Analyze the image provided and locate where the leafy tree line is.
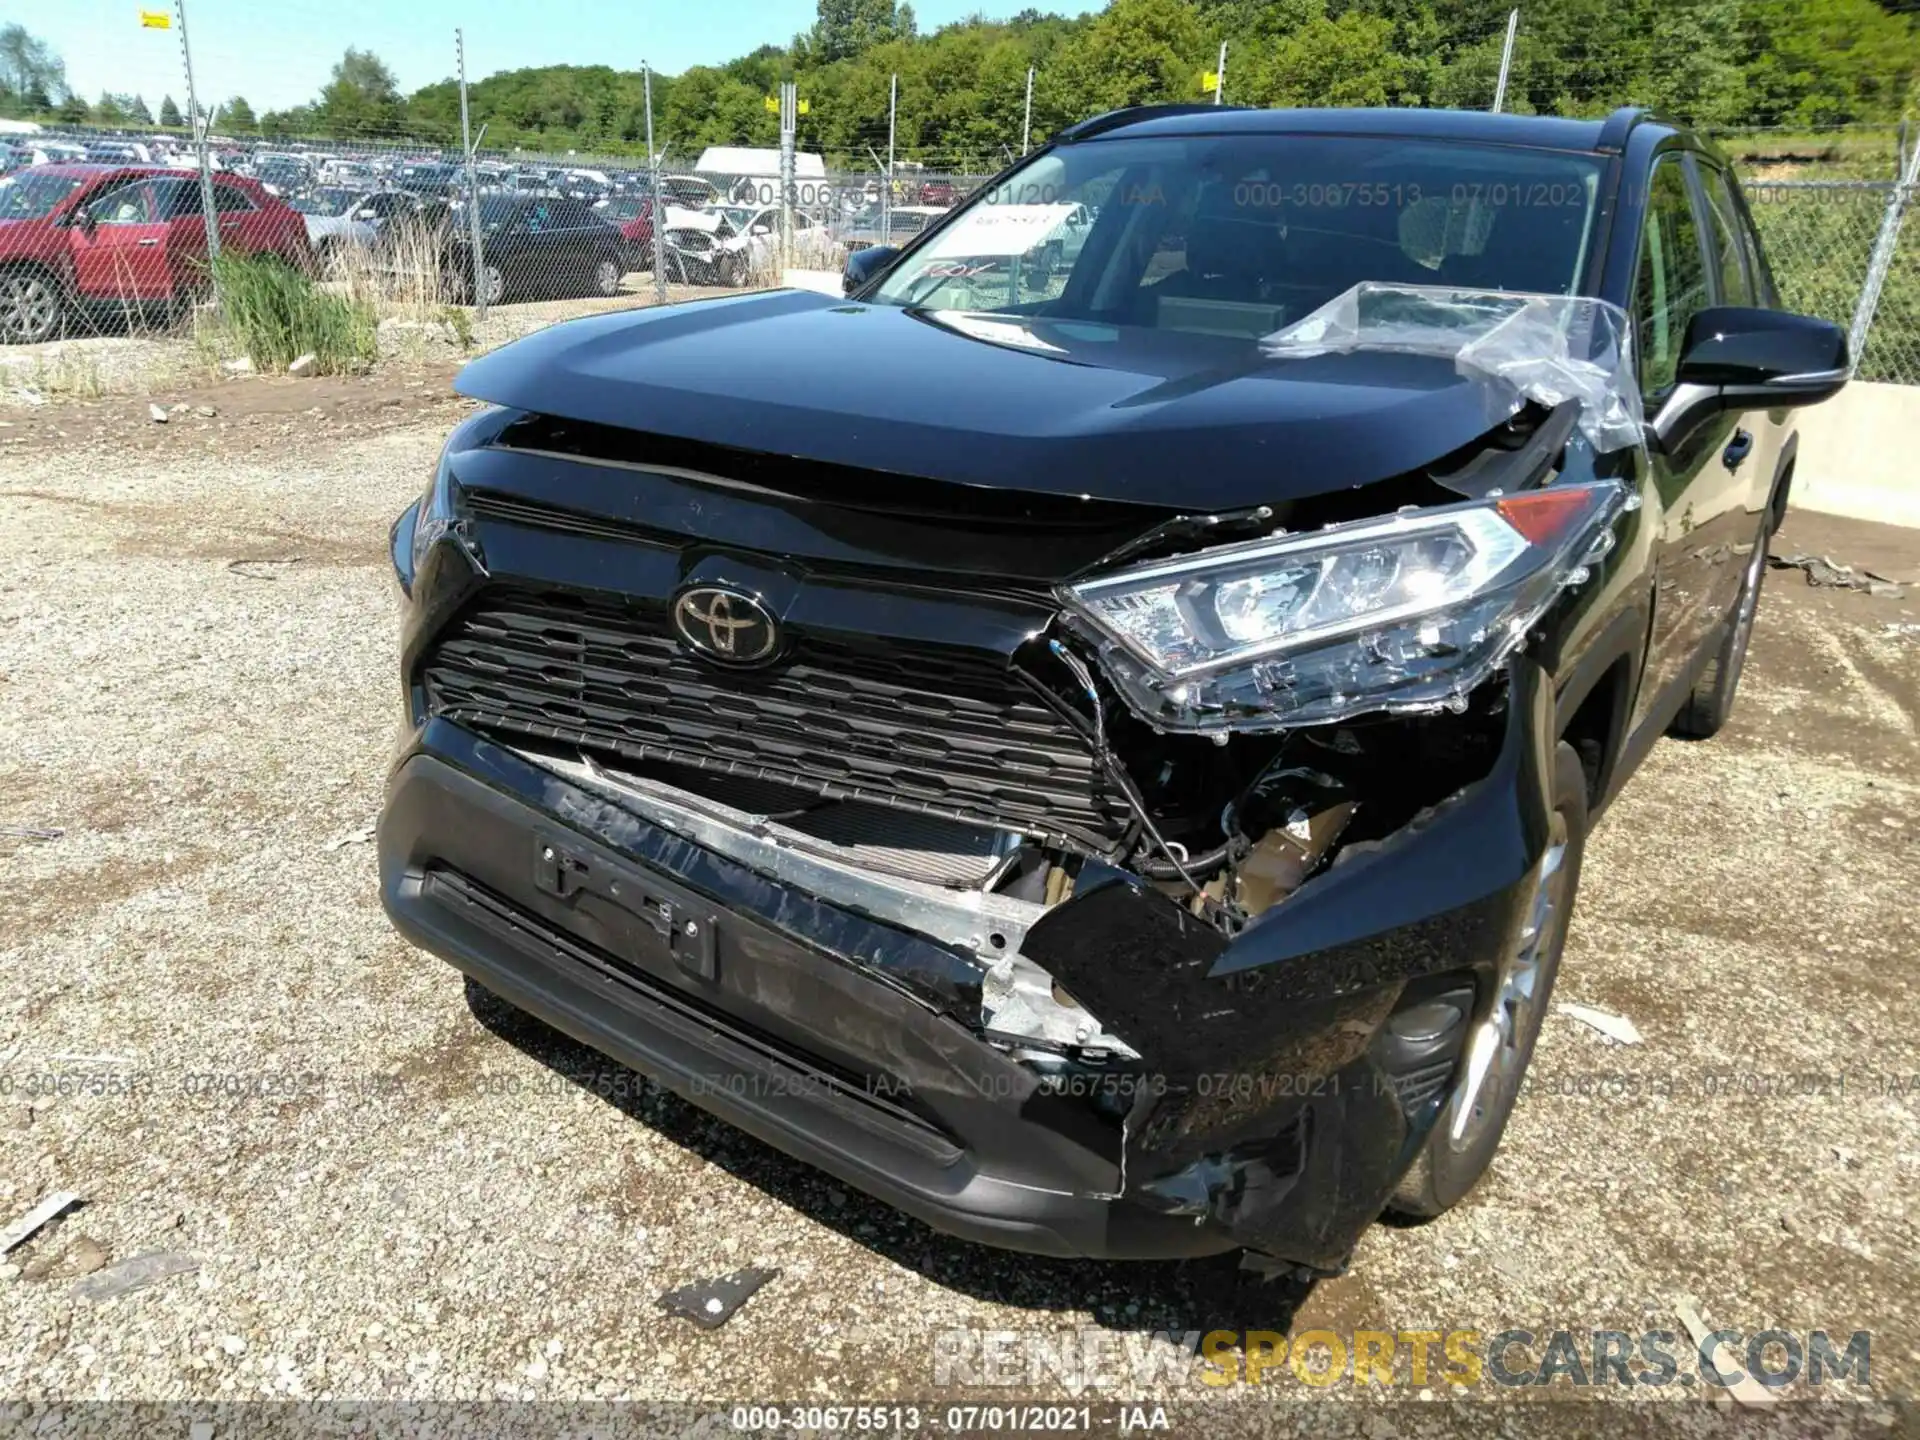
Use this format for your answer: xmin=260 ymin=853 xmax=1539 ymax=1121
xmin=7 ymin=2 xmax=1920 ymax=168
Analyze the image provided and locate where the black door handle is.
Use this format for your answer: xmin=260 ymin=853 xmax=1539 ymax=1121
xmin=1723 ymin=429 xmax=1754 ymax=470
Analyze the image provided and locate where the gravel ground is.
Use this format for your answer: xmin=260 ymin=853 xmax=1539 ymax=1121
xmin=0 ymin=385 xmax=1916 ymax=1432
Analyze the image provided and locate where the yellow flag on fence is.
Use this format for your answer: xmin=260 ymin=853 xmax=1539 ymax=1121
xmin=1201 ymin=70 xmax=1219 ymax=93
xmin=140 ymin=9 xmax=172 ymax=27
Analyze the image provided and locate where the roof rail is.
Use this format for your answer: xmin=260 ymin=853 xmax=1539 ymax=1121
xmin=1056 ymin=103 xmax=1236 ymax=144
xmin=1595 ymin=106 xmax=1652 ymax=154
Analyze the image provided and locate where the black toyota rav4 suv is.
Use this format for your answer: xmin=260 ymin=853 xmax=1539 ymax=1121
xmin=380 ymin=106 xmax=1846 ymax=1272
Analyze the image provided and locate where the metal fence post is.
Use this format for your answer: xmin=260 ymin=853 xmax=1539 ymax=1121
xmin=645 ymin=65 xmax=666 ymax=304
xmin=173 ymin=0 xmax=221 ymax=301
xmin=1493 ymin=8 xmax=1519 ymax=114
xmin=456 ymin=29 xmax=487 ymax=320
xmin=779 ymin=81 xmax=797 ymax=272
xmin=885 ymin=74 xmax=897 ymax=242
xmin=1021 ymin=67 xmax=1033 ymax=153
xmin=1847 ymin=138 xmax=1920 ymax=376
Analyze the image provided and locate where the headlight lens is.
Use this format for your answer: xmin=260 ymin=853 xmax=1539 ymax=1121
xmin=1061 ymin=480 xmax=1630 ymax=733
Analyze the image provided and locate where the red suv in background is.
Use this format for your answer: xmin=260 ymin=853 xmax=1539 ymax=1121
xmin=0 ymin=165 xmax=311 ymax=343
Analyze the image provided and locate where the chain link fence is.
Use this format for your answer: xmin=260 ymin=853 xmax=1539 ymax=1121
xmin=0 ymin=126 xmax=991 ymax=355
xmin=1745 ymin=178 xmax=1920 ymax=385
xmin=10 ymin=123 xmax=1920 ymax=389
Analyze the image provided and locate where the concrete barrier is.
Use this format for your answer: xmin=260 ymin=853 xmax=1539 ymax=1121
xmin=1789 ymin=379 xmax=1920 ymax=530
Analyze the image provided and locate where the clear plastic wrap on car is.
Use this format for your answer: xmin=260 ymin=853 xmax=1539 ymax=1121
xmin=1261 ymin=283 xmax=1645 ymax=454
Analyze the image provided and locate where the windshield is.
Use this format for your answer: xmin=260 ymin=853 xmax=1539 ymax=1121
xmin=0 ymin=171 xmax=86 ymax=220
xmin=292 ymin=188 xmax=359 ymax=217
xmin=868 ymin=134 xmax=1605 ymax=338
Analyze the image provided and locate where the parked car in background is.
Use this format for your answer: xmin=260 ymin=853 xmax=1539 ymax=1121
xmin=712 ymin=204 xmax=842 ymax=273
xmin=380 ymin=194 xmax=626 ymax=305
xmin=659 ymin=174 xmax=719 ymax=209
xmin=0 ymin=164 xmax=309 ymax=342
xmin=383 ymin=105 xmax=1847 ymax=1278
xmin=393 ymin=162 xmax=461 ymax=199
xmin=290 ymin=187 xmax=416 ymax=270
xmin=253 ymin=153 xmax=315 ymax=197
xmin=318 ymin=158 xmax=379 ymax=188
xmin=915 ymin=177 xmax=960 ymax=207
xmin=657 ymin=209 xmax=739 ymax=286
xmin=601 ymin=194 xmax=663 ymax=271
xmin=835 ymin=203 xmax=945 ymax=251
xmin=24 ymin=141 xmax=88 ymax=167
xmin=85 ymin=142 xmax=155 ymax=165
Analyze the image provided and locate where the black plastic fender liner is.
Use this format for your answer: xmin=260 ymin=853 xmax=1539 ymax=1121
xmin=1019 ymin=659 xmax=1560 ymax=1259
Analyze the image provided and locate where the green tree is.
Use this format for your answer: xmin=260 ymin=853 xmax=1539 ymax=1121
xmin=56 ymin=91 xmax=88 ymax=124
xmin=158 ymin=93 xmax=183 ymax=127
xmin=812 ymin=0 xmax=915 ymax=64
xmin=94 ymin=91 xmax=129 ymax=124
xmin=315 ymin=47 xmax=405 ymax=136
xmin=1242 ymin=8 xmax=1413 ymax=108
xmin=0 ymin=24 xmax=66 ymax=115
xmin=225 ymin=95 xmax=257 ymax=132
xmin=129 ymin=94 xmax=154 ymax=124
xmin=1045 ymin=0 xmax=1209 ymax=121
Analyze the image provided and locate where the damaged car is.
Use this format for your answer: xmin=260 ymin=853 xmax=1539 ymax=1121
xmin=379 ymin=105 xmax=1847 ymax=1271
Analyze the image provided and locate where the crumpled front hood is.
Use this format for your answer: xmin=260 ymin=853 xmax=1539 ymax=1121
xmin=453 ymin=289 xmax=1524 ymax=511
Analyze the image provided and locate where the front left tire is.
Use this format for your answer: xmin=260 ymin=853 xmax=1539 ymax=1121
xmin=0 ymin=270 xmax=64 ymax=345
xmin=591 ymin=255 xmax=622 ymax=297
xmin=1389 ymin=740 xmax=1590 ymax=1218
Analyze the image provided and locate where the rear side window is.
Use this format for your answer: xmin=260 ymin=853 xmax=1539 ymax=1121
xmin=1697 ymin=163 xmax=1751 ymax=306
xmin=153 ymin=179 xmax=200 ymax=220
xmin=1632 ymin=158 xmax=1711 ymax=399
xmin=213 ymin=184 xmax=256 ymax=213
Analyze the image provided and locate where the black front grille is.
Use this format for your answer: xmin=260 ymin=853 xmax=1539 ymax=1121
xmin=421 ymin=587 xmax=1124 ymax=845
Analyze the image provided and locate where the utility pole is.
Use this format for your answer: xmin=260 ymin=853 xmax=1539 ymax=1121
xmin=1021 ymin=67 xmax=1034 ymax=154
xmin=1214 ymin=42 xmax=1227 ymax=106
xmin=173 ymin=0 xmax=221 ymax=281
xmin=645 ymin=64 xmax=666 ymax=303
xmin=456 ymin=29 xmax=487 ymax=319
xmin=1492 ymin=8 xmax=1519 ymax=114
xmin=885 ymin=72 xmax=897 ymax=242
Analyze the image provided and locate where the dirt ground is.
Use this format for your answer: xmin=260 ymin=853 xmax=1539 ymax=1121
xmin=0 ymin=370 xmax=1916 ymax=1433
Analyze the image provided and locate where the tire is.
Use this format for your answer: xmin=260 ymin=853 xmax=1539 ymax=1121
xmin=1388 ymin=740 xmax=1589 ymax=1219
xmin=0 ymin=269 xmax=64 ymax=344
xmin=591 ymin=255 xmax=622 ymax=297
xmin=467 ymin=262 xmax=505 ymax=307
xmin=1668 ymin=521 xmax=1768 ymax=740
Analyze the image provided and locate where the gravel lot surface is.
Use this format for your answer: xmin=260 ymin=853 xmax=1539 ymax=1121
xmin=0 ymin=377 xmax=1916 ymax=1432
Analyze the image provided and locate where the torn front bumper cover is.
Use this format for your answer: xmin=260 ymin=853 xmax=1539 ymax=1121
xmin=379 ymin=657 xmax=1559 ymax=1266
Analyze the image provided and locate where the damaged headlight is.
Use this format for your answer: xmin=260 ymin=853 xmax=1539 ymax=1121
xmin=1061 ymin=481 xmax=1630 ymax=733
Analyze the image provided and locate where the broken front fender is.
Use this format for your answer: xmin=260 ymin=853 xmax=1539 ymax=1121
xmin=1020 ymin=657 xmax=1561 ymax=1267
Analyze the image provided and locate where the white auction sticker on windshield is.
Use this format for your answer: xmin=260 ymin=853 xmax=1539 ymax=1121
xmin=920 ymin=203 xmax=1077 ymax=259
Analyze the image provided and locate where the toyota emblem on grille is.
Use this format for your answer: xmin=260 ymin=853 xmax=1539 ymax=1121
xmin=673 ymin=586 xmax=780 ymax=664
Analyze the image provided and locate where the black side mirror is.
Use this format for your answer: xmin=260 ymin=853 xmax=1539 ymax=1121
xmin=69 ymin=204 xmax=97 ymax=234
xmin=843 ymin=243 xmax=899 ymax=296
xmin=1653 ymin=307 xmax=1849 ymax=452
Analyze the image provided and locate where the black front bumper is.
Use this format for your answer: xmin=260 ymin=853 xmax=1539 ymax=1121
xmin=380 ymin=663 xmax=1557 ymax=1265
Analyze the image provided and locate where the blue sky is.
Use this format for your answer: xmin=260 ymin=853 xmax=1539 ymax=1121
xmin=34 ymin=1 xmax=1099 ymax=115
